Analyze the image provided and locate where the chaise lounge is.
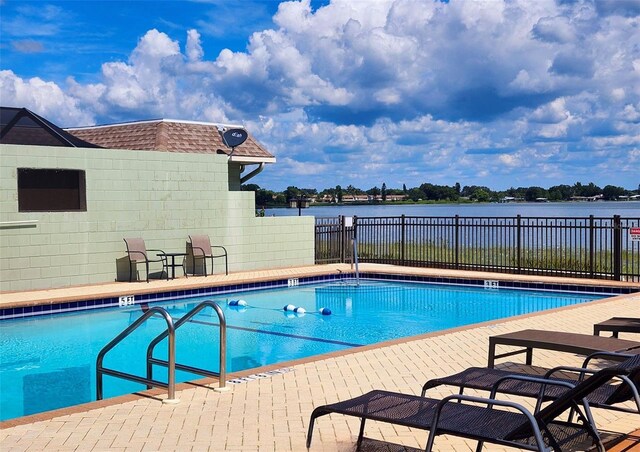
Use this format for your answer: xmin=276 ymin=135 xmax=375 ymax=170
xmin=421 ymin=351 xmax=640 ymax=416
xmin=488 ymin=329 xmax=640 ymax=368
xmin=306 ymin=355 xmax=640 ymax=451
xmin=594 ymin=317 xmax=640 ymax=338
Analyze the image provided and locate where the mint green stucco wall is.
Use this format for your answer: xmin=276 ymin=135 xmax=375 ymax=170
xmin=0 ymin=144 xmax=315 ymax=291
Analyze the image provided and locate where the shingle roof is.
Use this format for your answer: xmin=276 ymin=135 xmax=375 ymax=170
xmin=66 ymin=120 xmax=275 ymax=163
xmin=0 ymin=107 xmax=100 ymax=148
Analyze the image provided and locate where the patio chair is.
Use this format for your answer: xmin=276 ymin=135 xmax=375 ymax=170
xmin=421 ymin=351 xmax=640 ymax=416
xmin=123 ymin=238 xmax=167 ymax=282
xmin=187 ymin=234 xmax=228 ymax=276
xmin=594 ymin=317 xmax=640 ymax=338
xmin=306 ymin=354 xmax=640 ymax=452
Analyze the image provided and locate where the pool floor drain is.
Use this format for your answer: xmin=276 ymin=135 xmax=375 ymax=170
xmin=228 ymin=367 xmax=293 ymax=385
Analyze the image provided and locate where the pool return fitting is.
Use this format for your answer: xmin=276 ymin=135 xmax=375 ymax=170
xmin=96 ymin=300 xmax=228 ymax=405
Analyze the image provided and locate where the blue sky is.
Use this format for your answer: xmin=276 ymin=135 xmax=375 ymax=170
xmin=1 ymin=0 xmax=639 ymax=192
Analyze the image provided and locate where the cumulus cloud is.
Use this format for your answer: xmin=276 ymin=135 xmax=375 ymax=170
xmin=529 ymin=98 xmax=570 ymax=124
xmin=532 ymin=16 xmax=575 ymax=43
xmin=1 ymin=0 xmax=639 ymax=190
xmin=0 ymin=70 xmax=94 ymax=126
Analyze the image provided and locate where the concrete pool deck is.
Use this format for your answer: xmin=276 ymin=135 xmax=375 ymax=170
xmin=1 ymin=264 xmax=639 ymax=451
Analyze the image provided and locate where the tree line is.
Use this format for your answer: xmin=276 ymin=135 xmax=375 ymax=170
xmin=242 ymin=181 xmax=640 ymax=207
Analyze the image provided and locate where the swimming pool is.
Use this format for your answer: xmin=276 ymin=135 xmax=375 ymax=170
xmin=0 ymin=279 xmax=604 ymax=421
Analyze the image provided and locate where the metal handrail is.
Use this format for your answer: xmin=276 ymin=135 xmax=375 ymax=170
xmin=146 ymin=300 xmax=227 ymax=391
xmin=96 ymin=307 xmax=177 ymax=402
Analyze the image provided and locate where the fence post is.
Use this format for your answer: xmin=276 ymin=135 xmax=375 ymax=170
xmin=613 ymin=215 xmax=622 ymax=281
xmin=340 ymin=216 xmax=345 ymax=264
xmin=516 ymin=215 xmax=522 ymax=273
xmin=401 ymin=214 xmax=406 ymax=266
xmin=589 ymin=215 xmax=594 ymax=278
xmin=454 ymin=215 xmax=459 ymax=269
xmin=353 ymin=216 xmax=358 ymax=265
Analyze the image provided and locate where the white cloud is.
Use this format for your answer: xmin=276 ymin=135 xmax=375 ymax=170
xmin=1 ymin=0 xmax=639 ymax=190
xmin=280 ymin=157 xmax=331 ymax=176
xmin=532 ymin=16 xmax=575 ymax=43
xmin=186 ymin=29 xmax=204 ymax=62
xmin=619 ymin=104 xmax=640 ymax=122
xmin=10 ymin=40 xmax=45 ymax=53
xmin=498 ymin=154 xmax=519 ymax=167
xmin=0 ymin=70 xmax=94 ymax=126
xmin=530 ymin=98 xmax=569 ymax=124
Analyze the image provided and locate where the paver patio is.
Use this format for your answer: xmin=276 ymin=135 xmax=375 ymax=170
xmin=1 ymin=264 xmax=638 ymax=451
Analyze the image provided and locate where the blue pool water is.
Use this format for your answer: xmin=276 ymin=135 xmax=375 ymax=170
xmin=0 ymin=279 xmax=602 ymax=421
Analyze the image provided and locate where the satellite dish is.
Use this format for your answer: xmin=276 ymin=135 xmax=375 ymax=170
xmin=222 ymin=128 xmax=248 ymax=149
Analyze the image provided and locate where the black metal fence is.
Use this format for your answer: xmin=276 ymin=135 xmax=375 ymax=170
xmin=315 ymin=215 xmax=640 ymax=281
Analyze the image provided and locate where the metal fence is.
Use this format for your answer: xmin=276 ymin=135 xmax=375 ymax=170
xmin=315 ymin=215 xmax=640 ymax=281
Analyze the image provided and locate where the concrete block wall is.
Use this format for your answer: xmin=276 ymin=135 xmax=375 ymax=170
xmin=0 ymin=145 xmax=315 ymax=291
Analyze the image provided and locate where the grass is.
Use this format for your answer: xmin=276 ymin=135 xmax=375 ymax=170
xmin=318 ymin=241 xmax=638 ymax=278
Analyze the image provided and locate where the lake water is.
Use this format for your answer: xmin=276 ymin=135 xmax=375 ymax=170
xmin=266 ymin=201 xmax=640 ymax=218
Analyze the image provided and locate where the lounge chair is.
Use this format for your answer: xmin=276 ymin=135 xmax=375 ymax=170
xmin=488 ymin=329 xmax=640 ymax=368
xmin=123 ymin=238 xmax=167 ymax=282
xmin=306 ymin=355 xmax=640 ymax=452
xmin=421 ymin=351 xmax=640 ymax=416
xmin=594 ymin=317 xmax=640 ymax=338
xmin=187 ymin=235 xmax=228 ymax=276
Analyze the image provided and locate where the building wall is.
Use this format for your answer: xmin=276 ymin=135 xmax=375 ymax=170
xmin=0 ymin=144 xmax=315 ymax=291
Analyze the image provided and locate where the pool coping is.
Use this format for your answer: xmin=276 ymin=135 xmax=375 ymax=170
xmin=1 ymin=263 xmax=639 ymax=428
xmin=1 ymin=263 xmax=638 ymax=320
xmin=2 ymin=290 xmax=637 ymax=429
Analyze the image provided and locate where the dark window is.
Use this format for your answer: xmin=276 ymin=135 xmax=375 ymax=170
xmin=18 ymin=168 xmax=86 ymax=212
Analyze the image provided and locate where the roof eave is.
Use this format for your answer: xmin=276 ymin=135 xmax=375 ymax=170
xmin=229 ymin=156 xmax=276 ymax=164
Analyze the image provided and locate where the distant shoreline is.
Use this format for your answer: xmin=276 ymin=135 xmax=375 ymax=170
xmin=262 ymin=201 xmax=640 ymax=218
xmin=266 ymin=199 xmax=640 ymax=209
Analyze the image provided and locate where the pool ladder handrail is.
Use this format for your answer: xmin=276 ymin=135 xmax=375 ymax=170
xmin=96 ymin=306 xmax=177 ymax=402
xmin=146 ymin=300 xmax=227 ymax=392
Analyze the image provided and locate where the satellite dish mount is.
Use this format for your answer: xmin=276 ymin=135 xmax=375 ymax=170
xmin=221 ymin=128 xmax=248 ymax=158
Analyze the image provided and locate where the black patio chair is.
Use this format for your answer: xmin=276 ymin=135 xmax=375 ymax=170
xmin=123 ymin=238 xmax=167 ymax=282
xmin=306 ymin=354 xmax=640 ymax=451
xmin=421 ymin=351 xmax=640 ymax=416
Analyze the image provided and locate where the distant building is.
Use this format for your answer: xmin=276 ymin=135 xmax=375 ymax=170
xmin=317 ymin=194 xmax=336 ymax=203
xmin=342 ymin=195 xmax=369 ymax=202
xmin=372 ymin=194 xmax=407 ymax=202
xmin=289 ymin=198 xmax=310 ymax=208
xmin=571 ymin=195 xmax=603 ymax=202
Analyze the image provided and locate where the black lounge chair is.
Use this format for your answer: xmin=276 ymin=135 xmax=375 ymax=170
xmin=187 ymin=234 xmax=228 ymax=276
xmin=306 ymin=355 xmax=640 ymax=452
xmin=421 ymin=351 xmax=640 ymax=416
xmin=594 ymin=317 xmax=640 ymax=338
xmin=123 ymin=238 xmax=168 ymax=282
